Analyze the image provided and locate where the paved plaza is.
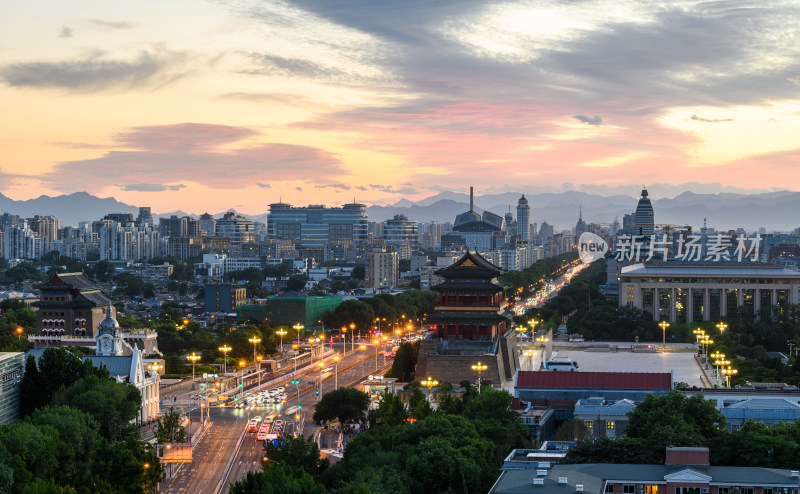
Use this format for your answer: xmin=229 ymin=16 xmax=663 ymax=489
xmin=551 ymin=349 xmax=705 ymax=387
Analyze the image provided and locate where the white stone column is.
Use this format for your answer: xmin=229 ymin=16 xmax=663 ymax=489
xmin=755 ymin=289 xmax=761 ymax=313
xmin=703 ymin=289 xmax=710 ymax=321
xmin=687 ymin=288 xmax=694 ymax=324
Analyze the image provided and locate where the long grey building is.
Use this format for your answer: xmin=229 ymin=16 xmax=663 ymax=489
xmin=619 ymin=262 xmax=800 ymax=322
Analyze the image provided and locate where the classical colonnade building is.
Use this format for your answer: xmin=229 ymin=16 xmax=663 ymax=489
xmin=619 ymin=263 xmax=800 ymax=322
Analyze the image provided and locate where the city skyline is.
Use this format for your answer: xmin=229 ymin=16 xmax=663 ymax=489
xmin=2 ymin=1 xmax=800 ymax=213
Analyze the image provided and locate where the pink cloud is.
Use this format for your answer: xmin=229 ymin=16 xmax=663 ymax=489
xmin=47 ymin=123 xmax=343 ymax=190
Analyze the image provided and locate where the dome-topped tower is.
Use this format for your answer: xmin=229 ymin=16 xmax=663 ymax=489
xmin=96 ymin=302 xmax=123 ymax=356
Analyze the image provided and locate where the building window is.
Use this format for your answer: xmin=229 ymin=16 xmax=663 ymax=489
xmin=607 ymin=421 xmax=615 ymax=430
xmin=731 ymin=424 xmax=740 ymax=431
xmin=585 ymin=421 xmax=593 ymax=431
xmin=675 ymin=488 xmax=701 ymax=494
xmin=623 ymin=485 xmax=634 ymax=494
xmin=763 ymin=489 xmax=773 ymax=494
xmin=739 ymin=488 xmax=753 ymax=494
xmin=605 ymin=484 xmax=614 ymax=493
xmin=646 ymin=486 xmax=658 ymax=494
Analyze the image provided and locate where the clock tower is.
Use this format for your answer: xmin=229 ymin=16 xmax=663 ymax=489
xmin=95 ymin=302 xmax=123 ymax=357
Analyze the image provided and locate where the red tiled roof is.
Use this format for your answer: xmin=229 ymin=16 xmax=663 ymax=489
xmin=517 ymin=371 xmax=672 ymax=390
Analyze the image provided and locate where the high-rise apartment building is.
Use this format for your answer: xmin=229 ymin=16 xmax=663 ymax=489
xmin=99 ymin=224 xmax=161 ymax=261
xmin=516 ymin=195 xmax=530 ymax=240
xmin=4 ymin=223 xmax=42 ymax=260
xmin=267 ymin=202 xmax=368 ymax=261
xmin=27 ymin=215 xmax=61 ymax=253
xmin=365 ymin=247 xmax=399 ymax=290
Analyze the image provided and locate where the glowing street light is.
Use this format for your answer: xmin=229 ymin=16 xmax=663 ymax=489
xmin=659 ymin=320 xmax=670 ymax=349
xmin=276 ymin=329 xmax=287 ymax=353
xmin=333 ymin=354 xmax=340 ymax=390
xmin=15 ymin=326 xmax=23 ymax=341
xmin=293 ymin=323 xmax=304 ymax=346
xmin=716 ymin=321 xmax=728 ymax=334
xmin=471 ymin=362 xmax=488 ymax=393
xmin=373 ymin=339 xmax=380 ymax=371
xmin=420 ymin=377 xmax=439 ymax=402
xmin=187 ymin=353 xmax=201 ymax=383
xmin=722 ymin=365 xmax=738 ymax=388
xmin=218 ymin=345 xmax=232 ymax=374
xmin=248 ymin=336 xmax=261 ymax=366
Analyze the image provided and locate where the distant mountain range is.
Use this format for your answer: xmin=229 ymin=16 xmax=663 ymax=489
xmin=1 ymin=190 xmax=799 ymax=231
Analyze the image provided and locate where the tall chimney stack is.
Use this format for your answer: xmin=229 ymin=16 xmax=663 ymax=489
xmin=470 ymin=186 xmax=474 ymax=212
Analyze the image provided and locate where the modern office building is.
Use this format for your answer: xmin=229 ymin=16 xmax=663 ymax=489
xmin=383 ymin=214 xmax=418 ymax=258
xmin=205 ymin=283 xmax=247 ymax=313
xmin=0 ymin=352 xmax=24 ymax=425
xmin=198 ymin=213 xmax=216 ymax=237
xmin=516 ymin=195 xmax=531 ymax=241
xmin=618 ymin=262 xmax=800 ymax=322
xmin=365 ymin=247 xmax=399 ymax=290
xmin=634 ymin=188 xmax=655 ymax=237
xmin=215 ymin=212 xmax=255 ymax=245
xmin=267 ymin=202 xmax=368 ymax=261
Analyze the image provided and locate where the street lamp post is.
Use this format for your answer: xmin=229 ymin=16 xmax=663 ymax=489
xmin=373 ymin=339 xmax=380 ymax=371
xmin=659 ymin=320 xmax=670 ymax=349
xmin=292 ymin=343 xmax=299 ymax=374
xmin=15 ymin=326 xmax=23 ymax=341
xmin=248 ymin=336 xmax=261 ymax=368
xmin=716 ymin=321 xmax=727 ymax=334
xmin=238 ymin=360 xmax=246 ymax=399
xmin=276 ymin=329 xmax=287 ymax=354
xmin=341 ymin=326 xmax=347 ymax=355
xmin=333 ymin=354 xmax=340 ymax=390
xmin=722 ymin=365 xmax=738 ymax=388
xmin=293 ymin=323 xmax=304 ymax=347
xmin=187 ymin=353 xmax=201 ymax=384
xmin=420 ymin=377 xmax=439 ymax=402
xmin=523 ymin=349 xmax=535 ymax=371
xmin=317 ymin=361 xmax=324 ymax=402
xmin=710 ymin=351 xmax=724 ymax=387
xmin=218 ymin=345 xmax=232 ymax=375
xmin=309 ymin=337 xmax=316 ymax=362
xmin=349 ymin=323 xmax=356 ymax=350
xmin=471 ymin=362 xmax=488 ymax=393
xmin=256 ymin=355 xmax=263 ymax=388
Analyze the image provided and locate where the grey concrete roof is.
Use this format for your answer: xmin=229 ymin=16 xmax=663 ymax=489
xmin=620 ymin=263 xmax=800 ymax=278
xmin=83 ymin=355 xmax=133 ymax=379
xmin=724 ymin=398 xmax=800 ymax=410
xmin=491 ymin=464 xmax=800 ymax=494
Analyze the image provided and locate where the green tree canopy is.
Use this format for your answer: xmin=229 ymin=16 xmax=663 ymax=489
xmin=312 ymin=388 xmax=370 ymax=425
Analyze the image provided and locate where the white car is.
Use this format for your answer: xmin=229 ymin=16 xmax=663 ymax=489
xmin=253 ymin=415 xmax=262 ymax=423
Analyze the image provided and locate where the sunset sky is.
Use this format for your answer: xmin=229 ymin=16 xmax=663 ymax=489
xmin=2 ymin=0 xmax=800 ymax=214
